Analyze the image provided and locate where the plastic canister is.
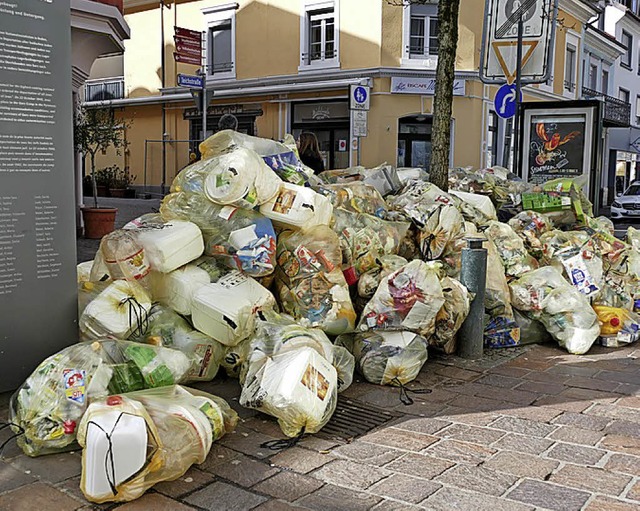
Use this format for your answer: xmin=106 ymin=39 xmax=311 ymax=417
xmin=259 ymin=182 xmax=333 ymax=229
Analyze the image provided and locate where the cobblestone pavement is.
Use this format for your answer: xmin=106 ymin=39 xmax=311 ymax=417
xmin=1 ymin=343 xmax=640 ymax=511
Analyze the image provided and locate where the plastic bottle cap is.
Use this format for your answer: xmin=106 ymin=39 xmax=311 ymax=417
xmin=107 ymin=396 xmax=123 ymax=406
xmin=610 ymin=317 xmax=621 ymax=327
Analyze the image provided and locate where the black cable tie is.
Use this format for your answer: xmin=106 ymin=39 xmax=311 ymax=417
xmin=259 ymin=427 xmax=305 ymax=451
xmin=391 ymin=377 xmax=432 ymax=406
xmin=0 ymin=422 xmax=24 ymax=458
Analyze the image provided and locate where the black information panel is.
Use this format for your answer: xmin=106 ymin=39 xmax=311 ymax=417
xmin=0 ymin=0 xmax=77 ymax=391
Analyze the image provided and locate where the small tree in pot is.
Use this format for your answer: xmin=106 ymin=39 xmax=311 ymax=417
xmin=74 ymin=106 xmax=132 ymax=237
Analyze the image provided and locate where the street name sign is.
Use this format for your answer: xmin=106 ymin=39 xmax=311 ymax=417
xmin=178 ymin=74 xmax=204 ymax=88
xmin=480 ymin=0 xmax=557 ymax=85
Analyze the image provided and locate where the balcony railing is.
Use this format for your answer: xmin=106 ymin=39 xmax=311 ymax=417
xmin=407 ymin=45 xmax=439 ymax=57
xmin=582 ymin=86 xmax=631 ymax=127
xmin=564 ymin=80 xmax=576 ymax=92
xmin=84 ymin=78 xmax=125 ymax=102
xmin=301 ymin=49 xmax=338 ymax=65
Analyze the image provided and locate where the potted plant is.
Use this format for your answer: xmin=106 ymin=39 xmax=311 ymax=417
xmin=74 ymin=106 xmax=132 ymax=238
xmin=95 ymin=166 xmax=115 ymax=197
xmin=109 ymin=166 xmax=136 ymax=198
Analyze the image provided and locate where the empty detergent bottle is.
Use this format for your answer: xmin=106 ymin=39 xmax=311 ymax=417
xmin=593 ymin=305 xmax=627 ymax=335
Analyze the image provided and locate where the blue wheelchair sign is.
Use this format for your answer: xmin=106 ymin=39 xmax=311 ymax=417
xmin=494 ymin=83 xmax=522 ymax=119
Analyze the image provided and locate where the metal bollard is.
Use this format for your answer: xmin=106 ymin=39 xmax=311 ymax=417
xmin=458 ymin=237 xmax=488 ymax=359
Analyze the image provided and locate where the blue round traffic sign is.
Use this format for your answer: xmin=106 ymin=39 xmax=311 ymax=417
xmin=494 ymin=83 xmax=522 ymax=119
xmin=353 ymin=86 xmax=367 ymax=104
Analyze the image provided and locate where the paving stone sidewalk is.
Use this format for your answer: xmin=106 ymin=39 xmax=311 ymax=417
xmin=1 ymin=343 xmax=640 ymax=511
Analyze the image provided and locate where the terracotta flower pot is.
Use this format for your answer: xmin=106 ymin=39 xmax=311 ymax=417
xmin=109 ymin=188 xmax=126 ymax=198
xmin=81 ymin=207 xmax=117 ymax=239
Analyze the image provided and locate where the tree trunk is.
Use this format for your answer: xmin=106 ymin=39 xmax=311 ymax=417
xmin=430 ymin=0 xmax=460 ymax=192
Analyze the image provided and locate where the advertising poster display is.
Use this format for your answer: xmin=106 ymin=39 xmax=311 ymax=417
xmin=0 ymin=0 xmax=77 ymax=391
xmin=518 ymin=101 xmax=603 ymax=209
xmin=528 ymin=116 xmax=585 ymax=183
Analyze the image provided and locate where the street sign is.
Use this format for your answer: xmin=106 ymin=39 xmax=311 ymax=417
xmin=174 ymin=26 xmax=201 ymax=40
xmin=174 ymin=53 xmax=201 ymax=66
xmin=494 ymin=83 xmax=522 ymax=119
xmin=175 ymin=43 xmax=201 ymax=57
xmin=350 ymin=84 xmax=370 ymax=110
xmin=480 ymin=0 xmax=557 ymax=85
xmin=174 ymin=26 xmax=202 ymax=65
xmin=190 ymin=89 xmax=214 ymax=114
xmin=178 ymin=73 xmax=203 ymax=88
xmin=352 ymin=110 xmax=368 ymax=137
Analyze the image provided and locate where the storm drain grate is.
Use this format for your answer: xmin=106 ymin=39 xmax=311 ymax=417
xmin=319 ymin=398 xmax=397 ymax=440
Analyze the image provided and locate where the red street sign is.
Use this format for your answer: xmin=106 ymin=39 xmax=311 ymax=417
xmin=174 ymin=35 xmax=201 ymax=50
xmin=176 ymin=43 xmax=201 ymax=57
xmin=174 ymin=52 xmax=201 ymax=66
xmin=174 ymin=26 xmax=201 ymax=40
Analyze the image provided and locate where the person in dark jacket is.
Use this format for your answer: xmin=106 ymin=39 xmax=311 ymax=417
xmin=297 ymin=131 xmax=325 ymax=174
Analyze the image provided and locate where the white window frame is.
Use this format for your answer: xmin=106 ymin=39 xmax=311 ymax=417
xmin=621 ymin=29 xmax=633 ymax=69
xmin=299 ymin=0 xmax=340 ymax=72
xmin=563 ymin=30 xmax=580 ymax=99
xmin=202 ymin=2 xmax=238 ymax=81
xmin=636 ymin=94 xmax=640 ymax=125
xmin=401 ymin=2 xmax=438 ymax=69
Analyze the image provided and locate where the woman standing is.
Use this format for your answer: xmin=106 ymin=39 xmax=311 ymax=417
xmin=297 ymin=132 xmax=326 ymax=174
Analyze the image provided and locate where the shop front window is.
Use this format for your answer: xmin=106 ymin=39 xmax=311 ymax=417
xmin=397 ymin=115 xmax=433 ymax=170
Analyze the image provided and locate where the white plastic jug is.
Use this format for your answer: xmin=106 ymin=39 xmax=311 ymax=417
xmin=259 ymin=182 xmax=333 ymax=229
xmin=191 ymin=272 xmax=275 ymax=346
xmin=83 ymin=408 xmax=148 ymax=501
xmin=150 ymin=266 xmax=210 ymax=315
xmin=134 ymin=221 xmax=204 ymax=273
xmin=79 ymin=280 xmax=152 ymax=340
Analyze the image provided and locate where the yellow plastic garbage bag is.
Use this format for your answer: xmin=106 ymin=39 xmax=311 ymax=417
xmin=10 ymin=340 xmax=197 ymax=457
xmin=77 ymin=386 xmax=237 ymax=503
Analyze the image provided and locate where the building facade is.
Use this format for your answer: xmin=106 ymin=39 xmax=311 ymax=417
xmin=85 ymin=0 xmax=610 ymax=199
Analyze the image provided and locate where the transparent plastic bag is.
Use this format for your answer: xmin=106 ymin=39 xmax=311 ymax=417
xmin=161 ymin=192 xmax=277 ymax=277
xmin=91 ymin=230 xmax=151 ymax=283
xmin=484 ymin=239 xmax=520 ymax=348
xmin=484 ymin=221 xmax=538 ymax=278
xmin=627 ymin=226 xmax=640 ymax=251
xmin=388 ymin=182 xmax=463 ymax=260
xmin=336 ymin=331 xmax=428 ymax=386
xmin=315 ymin=182 xmax=388 ymax=218
xmin=358 ymin=260 xmax=445 ymax=337
xmin=10 ymin=340 xmax=197 ymax=457
xmin=240 ymin=314 xmax=338 ymax=437
xmin=130 ymin=305 xmax=224 ymax=381
xmin=79 ymin=280 xmax=152 ymax=341
xmin=77 ymin=386 xmax=237 ymax=503
xmin=431 ymin=277 xmax=471 ymax=354
xmin=450 ymin=190 xmax=497 ymax=225
xmin=509 ymin=266 xmax=600 ymax=354
xmin=360 ymin=163 xmax=402 ymax=196
xmin=332 ymin=208 xmax=410 ymax=284
xmin=540 ymin=230 xmax=603 ymax=297
xmin=199 ymin=130 xmax=316 ymax=186
xmin=513 ymin=310 xmax=552 ymax=345
xmin=275 ymin=226 xmax=356 ymax=335
xmin=508 ymin=210 xmax=553 ymax=259
xmin=332 ymin=345 xmax=355 ymax=393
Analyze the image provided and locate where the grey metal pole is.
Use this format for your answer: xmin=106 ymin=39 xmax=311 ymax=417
xmin=458 ymin=237 xmax=488 ymax=359
xmin=513 ymin=14 xmax=523 ymax=176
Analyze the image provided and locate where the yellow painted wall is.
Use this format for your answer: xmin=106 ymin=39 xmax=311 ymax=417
xmin=381 ymin=1 xmax=402 ymax=67
xmin=340 ymin=0 xmax=382 ymax=69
